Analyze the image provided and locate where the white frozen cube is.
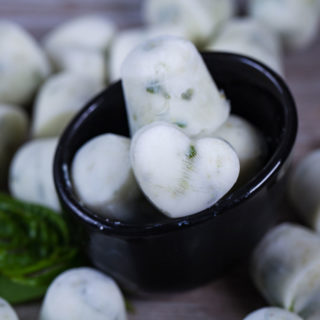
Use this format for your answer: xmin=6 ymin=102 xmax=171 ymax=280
xmin=0 ymin=20 xmax=50 ymax=106
xmin=206 ymin=18 xmax=283 ymax=75
xmin=40 ymin=267 xmax=127 ymax=320
xmin=44 ymin=15 xmax=115 ymax=53
xmin=248 ymin=0 xmax=320 ymax=50
xmin=0 ymin=297 xmax=19 ymax=320
xmin=143 ymin=0 xmax=235 ymax=45
xmin=288 ymin=149 xmax=320 ymax=232
xmin=31 ymin=72 xmax=103 ymax=138
xmin=251 ymin=223 xmax=320 ymax=313
xmin=0 ymin=104 xmax=28 ymax=187
xmin=48 ymin=47 xmax=107 ymax=84
xmin=130 ymin=122 xmax=239 ymax=218
xmin=72 ymin=133 xmax=141 ymax=221
xmin=43 ymin=15 xmax=116 ymax=83
xmin=9 ymin=138 xmax=60 ymax=211
xmin=213 ymin=114 xmax=266 ymax=183
xmin=109 ymin=25 xmax=188 ymax=82
xmin=121 ymin=36 xmax=230 ymax=138
xmin=244 ymin=307 xmax=302 ymax=320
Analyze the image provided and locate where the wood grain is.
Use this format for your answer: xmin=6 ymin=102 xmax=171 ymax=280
xmin=0 ymin=0 xmax=320 ymax=319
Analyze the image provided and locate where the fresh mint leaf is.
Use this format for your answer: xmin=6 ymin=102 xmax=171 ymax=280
xmin=0 ymin=193 xmax=83 ymax=304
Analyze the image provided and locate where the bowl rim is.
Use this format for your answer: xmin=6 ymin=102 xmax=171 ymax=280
xmin=54 ymin=52 xmax=297 ymax=237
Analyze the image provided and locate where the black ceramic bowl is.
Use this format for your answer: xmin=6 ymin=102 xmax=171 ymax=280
xmin=54 ymin=52 xmax=297 ymax=293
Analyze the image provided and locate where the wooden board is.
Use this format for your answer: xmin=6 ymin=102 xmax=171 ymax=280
xmin=0 ymin=0 xmax=320 ymax=318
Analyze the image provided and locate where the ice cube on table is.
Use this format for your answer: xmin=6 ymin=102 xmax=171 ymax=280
xmin=251 ymin=223 xmax=320 ymax=313
xmin=48 ymin=46 xmax=107 ymax=84
xmin=9 ymin=138 xmax=60 ymax=211
xmin=288 ymin=149 xmax=320 ymax=232
xmin=206 ymin=17 xmax=283 ymax=75
xmin=31 ymin=72 xmax=103 ymax=138
xmin=43 ymin=15 xmax=115 ymax=83
xmin=0 ymin=20 xmax=50 ymax=106
xmin=0 ymin=104 xmax=28 ymax=188
xmin=40 ymin=267 xmax=127 ymax=320
xmin=143 ymin=0 xmax=235 ymax=46
xmin=248 ymin=0 xmax=320 ymax=50
xmin=0 ymin=297 xmax=19 ymax=320
xmin=43 ymin=15 xmax=115 ymax=53
xmin=243 ymin=307 xmax=302 ymax=320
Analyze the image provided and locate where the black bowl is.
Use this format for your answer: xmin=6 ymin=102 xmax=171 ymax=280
xmin=54 ymin=52 xmax=297 ymax=293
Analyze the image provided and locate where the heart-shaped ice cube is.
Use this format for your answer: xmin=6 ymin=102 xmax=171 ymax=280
xmin=131 ymin=122 xmax=240 ymax=218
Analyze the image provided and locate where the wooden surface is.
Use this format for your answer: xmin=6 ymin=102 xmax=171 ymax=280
xmin=1 ymin=0 xmax=320 ymax=319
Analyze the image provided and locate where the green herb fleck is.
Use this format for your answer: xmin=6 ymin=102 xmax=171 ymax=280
xmin=187 ymin=145 xmax=197 ymax=159
xmin=146 ymin=82 xmax=160 ymax=94
xmin=175 ymin=122 xmax=187 ymax=128
xmin=181 ymin=88 xmax=194 ymax=101
xmin=175 ymin=145 xmax=197 ymax=195
xmin=146 ymin=81 xmax=171 ymax=99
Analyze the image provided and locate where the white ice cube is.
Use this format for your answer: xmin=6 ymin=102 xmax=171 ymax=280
xmin=0 ymin=297 xmax=19 ymax=320
xmin=251 ymin=223 xmax=320 ymax=313
xmin=130 ymin=122 xmax=239 ymax=218
xmin=121 ymin=36 xmax=230 ymax=138
xmin=31 ymin=72 xmax=103 ymax=138
xmin=248 ymin=0 xmax=320 ymax=50
xmin=244 ymin=307 xmax=302 ymax=320
xmin=213 ymin=114 xmax=265 ymax=183
xmin=0 ymin=104 xmax=28 ymax=187
xmin=0 ymin=20 xmax=50 ymax=106
xmin=9 ymin=138 xmax=60 ymax=211
xmin=288 ymin=150 xmax=320 ymax=232
xmin=40 ymin=267 xmax=127 ymax=320
xmin=72 ymin=133 xmax=141 ymax=220
xmin=143 ymin=0 xmax=235 ymax=45
xmin=206 ymin=18 xmax=283 ymax=75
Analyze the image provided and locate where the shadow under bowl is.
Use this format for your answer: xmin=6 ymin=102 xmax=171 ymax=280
xmin=54 ymin=52 xmax=297 ymax=294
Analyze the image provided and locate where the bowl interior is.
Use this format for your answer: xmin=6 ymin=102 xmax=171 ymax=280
xmin=54 ymin=52 xmax=297 ymax=235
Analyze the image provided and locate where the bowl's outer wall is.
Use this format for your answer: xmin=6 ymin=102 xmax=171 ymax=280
xmin=87 ymin=178 xmax=285 ymax=292
xmin=54 ymin=53 xmax=297 ymax=293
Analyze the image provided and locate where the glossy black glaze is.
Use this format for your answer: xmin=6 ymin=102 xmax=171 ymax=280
xmin=54 ymin=52 xmax=297 ymax=293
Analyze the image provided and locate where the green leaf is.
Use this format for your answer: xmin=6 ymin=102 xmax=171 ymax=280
xmin=0 ymin=274 xmax=46 ymax=304
xmin=0 ymin=193 xmax=82 ymax=304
